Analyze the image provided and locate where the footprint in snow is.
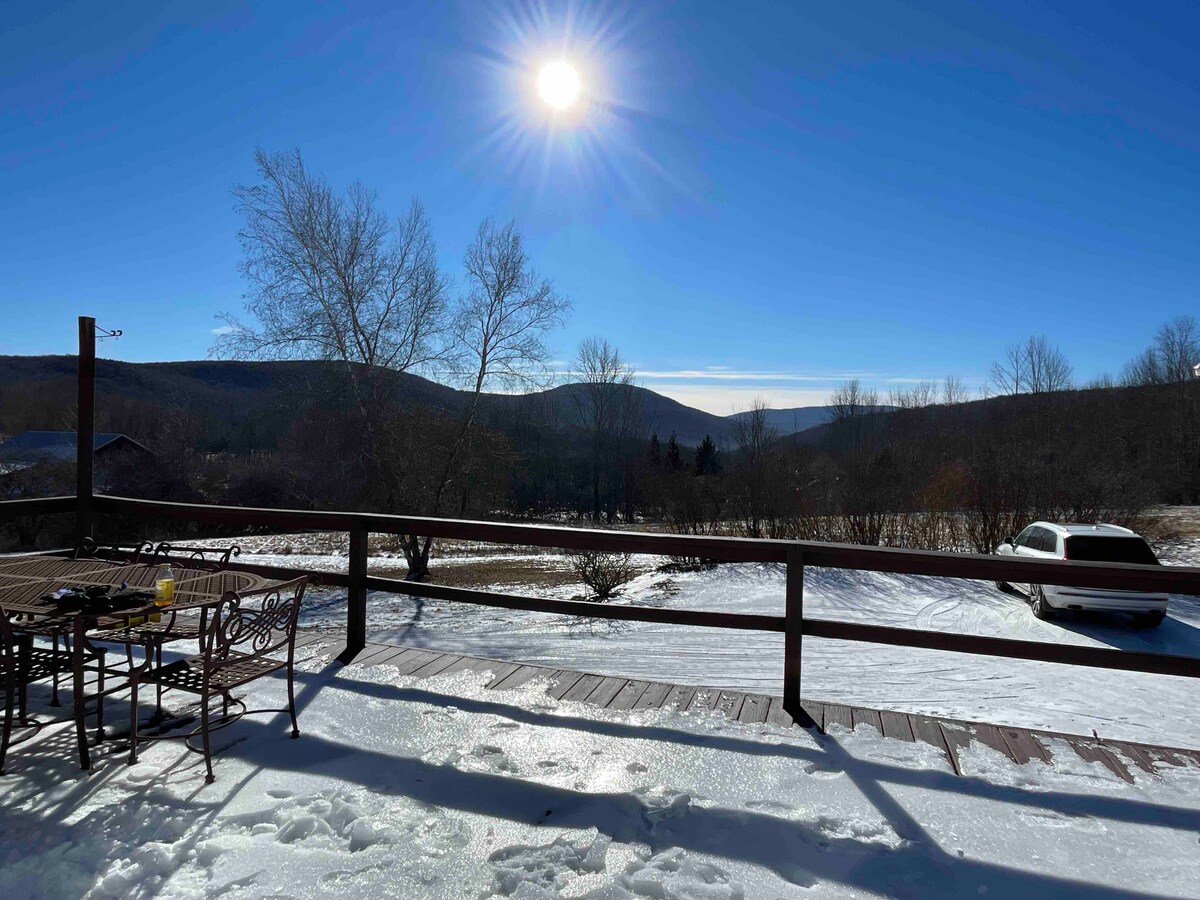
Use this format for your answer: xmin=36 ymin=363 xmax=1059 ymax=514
xmin=802 ymin=762 xmax=844 ymax=780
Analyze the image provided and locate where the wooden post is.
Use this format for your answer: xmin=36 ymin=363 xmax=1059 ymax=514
xmin=784 ymin=546 xmax=814 ymax=727
xmin=339 ymin=521 xmax=368 ymax=662
xmin=75 ymin=316 xmax=96 ymax=545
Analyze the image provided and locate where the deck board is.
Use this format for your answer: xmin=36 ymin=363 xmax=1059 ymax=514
xmin=489 ymin=664 xmax=545 ymax=691
xmin=766 ymin=697 xmax=795 ymax=729
xmin=607 ymin=680 xmax=650 ymax=711
xmin=738 ymin=694 xmax=771 ymax=725
xmin=547 ymin=670 xmax=585 ymax=700
xmin=851 ymin=707 xmax=883 ymax=734
xmin=910 ymin=716 xmax=956 ymax=771
xmin=633 ymin=683 xmax=672 ymax=709
xmin=880 ymin=711 xmax=915 ymax=742
xmin=1000 ymin=726 xmax=1050 ymax=765
xmin=587 ymin=677 xmax=628 ymax=708
xmin=664 ymin=685 xmax=696 ymax=712
xmin=1069 ymin=738 xmax=1134 ymax=783
xmin=689 ymin=687 xmax=720 ymax=712
xmin=823 ymin=703 xmax=854 ymax=733
xmin=562 ymin=674 xmax=605 ymax=703
xmin=325 ymin=635 xmax=1199 ymax=781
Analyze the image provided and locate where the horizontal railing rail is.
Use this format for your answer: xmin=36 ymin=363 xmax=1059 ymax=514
xmin=6 ymin=493 xmax=1200 ymax=728
xmin=90 ymin=494 xmax=1200 ymax=593
xmin=0 ymin=495 xmax=77 ymax=519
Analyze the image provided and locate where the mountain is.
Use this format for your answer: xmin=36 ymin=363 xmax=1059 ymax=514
xmin=725 ymin=406 xmax=833 ymax=436
xmin=0 ymin=355 xmax=834 ymax=450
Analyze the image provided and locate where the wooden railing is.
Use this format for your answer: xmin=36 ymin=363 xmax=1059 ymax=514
xmin=5 ymin=493 xmax=1200 ymax=726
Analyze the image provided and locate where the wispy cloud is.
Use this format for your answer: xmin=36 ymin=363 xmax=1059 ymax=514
xmin=211 ymin=325 xmax=235 ymax=336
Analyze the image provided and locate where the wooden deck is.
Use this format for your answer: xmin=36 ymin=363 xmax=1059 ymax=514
xmin=297 ymin=633 xmax=1200 ymax=784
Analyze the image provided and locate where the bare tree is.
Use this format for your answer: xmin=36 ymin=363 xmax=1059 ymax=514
xmin=1123 ymin=316 xmax=1199 ymax=385
xmin=827 ymin=378 xmax=880 ymax=423
xmin=729 ymin=397 xmax=781 ymax=537
xmin=400 ymin=219 xmax=570 ymax=578
xmin=942 ymin=375 xmax=968 ymax=405
xmin=1156 ymin=316 xmax=1200 ymax=382
xmin=572 ymin=338 xmax=640 ymax=521
xmin=990 ymin=336 xmax=1072 ymax=395
xmin=888 ymin=381 xmax=937 ymax=410
xmin=1120 ymin=348 xmax=1165 ymax=386
xmin=215 ymin=149 xmax=450 ymax=419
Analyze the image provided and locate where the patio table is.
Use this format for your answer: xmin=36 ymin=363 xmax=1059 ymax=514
xmin=0 ymin=556 xmax=272 ymax=771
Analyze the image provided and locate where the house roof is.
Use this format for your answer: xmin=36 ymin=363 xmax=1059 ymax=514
xmin=0 ymin=431 xmax=149 ymax=462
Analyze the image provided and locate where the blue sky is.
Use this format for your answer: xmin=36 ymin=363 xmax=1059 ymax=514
xmin=2 ymin=1 xmax=1198 ymax=414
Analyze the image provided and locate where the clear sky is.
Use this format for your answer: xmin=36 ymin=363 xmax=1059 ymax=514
xmin=3 ymin=1 xmax=1198 ymax=414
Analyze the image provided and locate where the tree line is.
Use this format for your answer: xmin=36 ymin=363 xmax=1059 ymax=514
xmin=3 ymin=149 xmax=1197 ymax=571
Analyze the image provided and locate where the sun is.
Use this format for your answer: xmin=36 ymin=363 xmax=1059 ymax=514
xmin=537 ymin=61 xmax=581 ymax=110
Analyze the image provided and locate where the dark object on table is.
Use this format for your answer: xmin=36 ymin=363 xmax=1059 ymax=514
xmin=48 ymin=586 xmax=154 ymax=613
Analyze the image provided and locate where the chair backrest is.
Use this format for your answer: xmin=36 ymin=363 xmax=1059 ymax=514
xmin=205 ymin=576 xmax=308 ymax=669
xmin=73 ymin=539 xmax=155 ymax=563
xmin=150 ymin=542 xmax=241 ymax=571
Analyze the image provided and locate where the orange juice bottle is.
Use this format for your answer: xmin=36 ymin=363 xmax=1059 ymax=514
xmin=152 ymin=564 xmax=174 ymax=621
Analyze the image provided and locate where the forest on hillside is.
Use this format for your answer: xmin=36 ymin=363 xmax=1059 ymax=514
xmin=3 ymin=149 xmax=1198 ymax=567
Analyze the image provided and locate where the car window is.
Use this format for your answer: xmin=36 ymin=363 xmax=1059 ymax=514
xmin=1026 ymin=527 xmax=1044 ymax=551
xmin=1035 ymin=529 xmax=1058 ymax=553
xmin=1065 ymin=536 xmax=1158 ymax=564
xmin=1014 ymin=526 xmax=1036 ymax=548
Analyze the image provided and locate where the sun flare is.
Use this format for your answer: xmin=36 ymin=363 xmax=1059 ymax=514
xmin=537 ymin=60 xmax=581 ymax=110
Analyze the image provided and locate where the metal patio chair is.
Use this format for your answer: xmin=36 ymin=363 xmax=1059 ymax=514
xmin=1 ymin=611 xmax=75 ymax=774
xmin=148 ymin=542 xmax=242 ymax=571
xmin=127 ymin=576 xmax=308 ymax=783
xmin=91 ymin=542 xmax=243 ymax=718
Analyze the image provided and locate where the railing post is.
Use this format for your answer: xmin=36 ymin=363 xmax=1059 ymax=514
xmin=339 ymin=521 xmax=368 ymax=662
xmin=784 ymin=546 xmax=814 ymax=727
xmin=75 ymin=316 xmax=96 ymax=546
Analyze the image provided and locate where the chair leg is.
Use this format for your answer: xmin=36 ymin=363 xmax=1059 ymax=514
xmin=94 ymin=650 xmax=106 ymax=743
xmin=51 ymin=635 xmax=61 ymax=707
xmin=16 ymin=636 xmax=30 ymax=723
xmin=1 ymin=679 xmax=14 ymax=775
xmin=154 ymin=644 xmax=163 ymax=721
xmin=127 ymin=674 xmax=139 ymax=765
xmin=201 ymin=693 xmax=214 ymax=784
xmin=17 ymin=678 xmax=28 ymax=725
xmin=287 ymin=661 xmax=299 ymax=739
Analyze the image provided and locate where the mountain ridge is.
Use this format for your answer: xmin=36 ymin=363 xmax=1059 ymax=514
xmin=0 ymin=355 xmax=833 ymax=448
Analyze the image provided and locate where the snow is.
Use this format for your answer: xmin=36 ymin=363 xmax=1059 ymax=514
xmin=3 ymin=643 xmax=1200 ymax=899
xmin=269 ymin=557 xmax=1200 ymax=749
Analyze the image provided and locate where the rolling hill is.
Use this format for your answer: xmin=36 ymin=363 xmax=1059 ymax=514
xmin=0 ymin=355 xmax=834 ymax=449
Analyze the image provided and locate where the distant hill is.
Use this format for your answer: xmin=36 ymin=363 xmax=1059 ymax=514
xmin=725 ymin=405 xmax=833 ymax=436
xmin=0 ymin=355 xmax=836 ymax=450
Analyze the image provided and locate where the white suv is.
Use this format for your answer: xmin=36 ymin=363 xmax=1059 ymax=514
xmin=995 ymin=522 xmax=1168 ymax=627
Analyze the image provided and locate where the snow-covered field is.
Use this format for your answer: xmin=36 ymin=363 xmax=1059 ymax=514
xmin=3 ymin=644 xmax=1200 ymax=899
xmin=199 ymin=531 xmax=1200 ymax=747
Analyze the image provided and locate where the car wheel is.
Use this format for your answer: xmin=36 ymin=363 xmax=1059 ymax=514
xmin=1134 ymin=611 xmax=1166 ymax=629
xmin=1030 ymin=585 xmax=1054 ymax=620
xmin=995 ymin=581 xmax=1013 ymax=593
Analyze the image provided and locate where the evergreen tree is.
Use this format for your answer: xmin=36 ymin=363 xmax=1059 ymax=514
xmin=695 ymin=434 xmax=720 ymax=475
xmin=665 ymin=431 xmax=683 ymax=471
xmin=648 ymin=432 xmax=662 ymax=467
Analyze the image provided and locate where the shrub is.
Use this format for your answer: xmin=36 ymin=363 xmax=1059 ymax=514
xmin=570 ymin=551 xmax=634 ymax=600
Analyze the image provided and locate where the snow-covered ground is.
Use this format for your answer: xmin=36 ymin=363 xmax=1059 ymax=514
xmin=207 ymin=533 xmax=1200 ymax=748
xmin=3 ymin=644 xmax=1200 ymax=899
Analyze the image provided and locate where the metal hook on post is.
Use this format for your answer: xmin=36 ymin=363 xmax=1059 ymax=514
xmin=96 ymin=326 xmax=122 ymax=342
